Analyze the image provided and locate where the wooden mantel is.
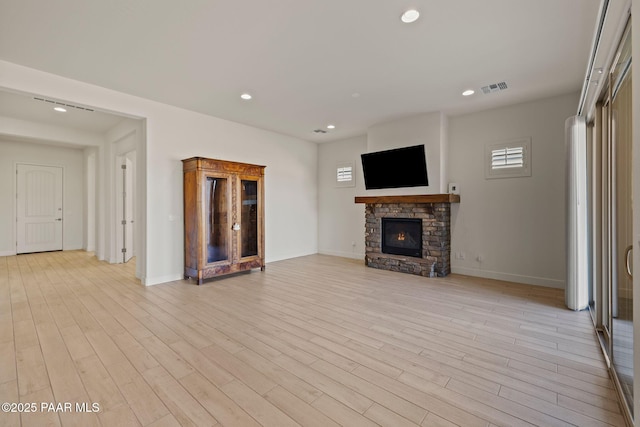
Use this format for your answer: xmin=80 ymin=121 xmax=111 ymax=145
xmin=354 ymin=194 xmax=460 ymax=204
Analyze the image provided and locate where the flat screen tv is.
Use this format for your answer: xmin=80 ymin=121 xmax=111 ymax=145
xmin=361 ymin=144 xmax=428 ymax=190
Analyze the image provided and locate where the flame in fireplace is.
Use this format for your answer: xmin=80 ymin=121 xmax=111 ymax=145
xmin=397 ymin=232 xmax=405 ymax=241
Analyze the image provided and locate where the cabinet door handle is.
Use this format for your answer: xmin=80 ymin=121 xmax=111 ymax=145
xmin=625 ymin=245 xmax=633 ymax=278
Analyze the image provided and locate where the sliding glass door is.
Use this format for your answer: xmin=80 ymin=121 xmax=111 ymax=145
xmin=611 ymin=26 xmax=633 ymax=411
xmin=588 ymin=19 xmax=633 ymax=422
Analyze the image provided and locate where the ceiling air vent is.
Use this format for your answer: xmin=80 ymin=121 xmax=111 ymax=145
xmin=481 ymin=81 xmax=508 ymax=95
xmin=313 ymin=129 xmax=327 ymax=134
xmin=33 ymin=97 xmax=94 ymax=112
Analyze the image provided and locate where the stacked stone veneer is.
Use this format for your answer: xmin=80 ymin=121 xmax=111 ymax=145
xmin=364 ymin=202 xmax=452 ymax=277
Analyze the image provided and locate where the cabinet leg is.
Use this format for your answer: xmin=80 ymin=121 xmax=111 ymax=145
xmin=260 ymin=265 xmax=265 ymax=271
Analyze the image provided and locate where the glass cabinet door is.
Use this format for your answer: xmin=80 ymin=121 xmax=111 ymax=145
xmin=240 ymin=179 xmax=259 ymax=258
xmin=205 ymin=176 xmax=229 ymax=263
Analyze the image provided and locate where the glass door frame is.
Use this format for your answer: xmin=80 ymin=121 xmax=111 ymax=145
xmin=587 ymin=17 xmax=634 ymax=424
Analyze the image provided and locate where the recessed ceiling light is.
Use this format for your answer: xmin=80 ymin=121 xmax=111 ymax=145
xmin=462 ymin=89 xmax=475 ymax=96
xmin=327 ymin=124 xmax=336 ymax=129
xmin=240 ymin=93 xmax=252 ymax=100
xmin=54 ymin=107 xmax=67 ymax=112
xmin=401 ymin=9 xmax=420 ymax=23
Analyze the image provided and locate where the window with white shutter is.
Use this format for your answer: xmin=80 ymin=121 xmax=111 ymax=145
xmin=337 ymin=166 xmax=352 ymax=182
xmin=485 ymin=138 xmax=531 ymax=179
xmin=336 ymin=161 xmax=355 ymax=187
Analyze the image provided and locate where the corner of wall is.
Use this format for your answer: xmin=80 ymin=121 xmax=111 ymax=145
xmin=440 ymin=112 xmax=449 ymax=194
xmin=448 ymin=93 xmax=576 ymax=288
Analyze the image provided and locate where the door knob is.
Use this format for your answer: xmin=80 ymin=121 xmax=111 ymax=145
xmin=232 ymin=223 xmax=240 ymax=231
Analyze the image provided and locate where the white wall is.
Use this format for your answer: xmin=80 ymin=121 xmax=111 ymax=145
xmin=0 ymin=60 xmax=319 ymax=285
xmin=0 ymin=139 xmax=84 ymax=255
xmin=367 ymin=112 xmax=448 ymax=194
xmin=449 ymin=92 xmax=579 ymax=288
xmin=84 ymin=149 xmax=96 ymax=251
xmin=105 ymin=119 xmax=143 ymax=267
xmin=318 ymin=93 xmax=576 ymax=288
xmin=440 ymin=114 xmax=449 ymax=194
xmin=318 ymin=135 xmax=366 ymax=258
xmin=150 ymin=109 xmax=319 ymax=284
xmin=318 ymin=112 xmax=451 ymax=259
xmin=0 ymin=116 xmax=103 ymax=147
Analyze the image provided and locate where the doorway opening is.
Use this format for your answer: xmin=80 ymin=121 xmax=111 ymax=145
xmin=1 ymin=88 xmax=146 ymax=283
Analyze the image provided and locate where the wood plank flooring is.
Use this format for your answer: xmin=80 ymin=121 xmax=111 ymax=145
xmin=0 ymin=251 xmax=626 ymax=426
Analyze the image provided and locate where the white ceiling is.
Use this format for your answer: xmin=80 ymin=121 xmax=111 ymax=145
xmin=0 ymin=90 xmax=124 ymax=134
xmin=0 ymin=0 xmax=601 ymax=142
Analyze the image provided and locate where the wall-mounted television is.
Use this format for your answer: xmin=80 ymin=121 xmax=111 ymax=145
xmin=361 ymin=144 xmax=428 ymax=190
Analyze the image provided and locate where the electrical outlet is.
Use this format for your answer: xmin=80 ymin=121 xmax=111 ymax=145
xmin=459 ymin=252 xmax=466 ymax=260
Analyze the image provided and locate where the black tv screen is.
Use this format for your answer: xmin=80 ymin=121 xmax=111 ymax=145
xmin=361 ymin=145 xmax=429 ymax=190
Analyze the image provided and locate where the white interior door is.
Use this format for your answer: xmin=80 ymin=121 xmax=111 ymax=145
xmin=16 ymin=164 xmax=63 ymax=254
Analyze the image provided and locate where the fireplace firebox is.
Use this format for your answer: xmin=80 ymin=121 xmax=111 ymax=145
xmin=382 ymin=218 xmax=422 ymax=257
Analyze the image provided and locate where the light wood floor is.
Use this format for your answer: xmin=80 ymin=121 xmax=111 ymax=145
xmin=0 ymin=251 xmax=626 ymax=427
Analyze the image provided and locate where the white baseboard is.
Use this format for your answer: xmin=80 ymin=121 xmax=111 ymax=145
xmin=143 ymin=274 xmax=183 ymax=286
xmin=1 ymin=248 xmax=95 ymax=257
xmin=318 ymin=250 xmax=365 ymax=260
xmin=451 ymin=266 xmax=565 ymax=289
xmin=265 ymin=250 xmax=318 ymax=264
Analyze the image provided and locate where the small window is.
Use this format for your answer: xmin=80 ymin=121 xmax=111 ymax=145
xmin=337 ymin=166 xmax=352 ymax=182
xmin=336 ymin=161 xmax=355 ymax=187
xmin=485 ymin=138 xmax=531 ymax=179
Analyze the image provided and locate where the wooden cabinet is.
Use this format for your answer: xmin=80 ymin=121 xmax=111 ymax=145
xmin=183 ymin=157 xmax=265 ymax=284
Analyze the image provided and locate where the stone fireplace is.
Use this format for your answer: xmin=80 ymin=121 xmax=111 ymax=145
xmin=355 ymin=194 xmax=459 ymax=277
